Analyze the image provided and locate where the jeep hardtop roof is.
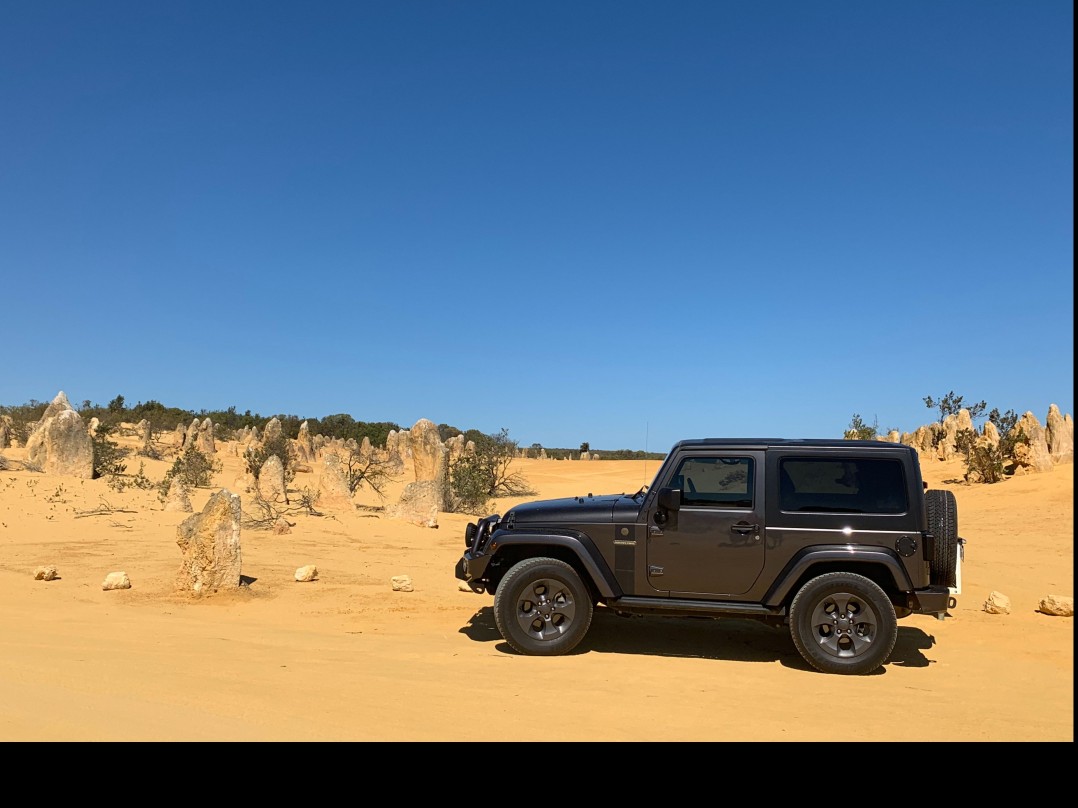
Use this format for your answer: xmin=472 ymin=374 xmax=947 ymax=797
xmin=669 ymin=438 xmax=912 ymax=451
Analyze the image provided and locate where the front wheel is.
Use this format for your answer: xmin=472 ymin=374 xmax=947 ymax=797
xmin=493 ymin=557 xmax=594 ymax=656
xmin=789 ymin=572 xmax=898 ymax=675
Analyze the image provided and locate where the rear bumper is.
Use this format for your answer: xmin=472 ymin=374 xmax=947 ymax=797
xmin=911 ymin=586 xmax=956 ymax=617
xmin=916 ymin=536 xmax=965 ymax=617
xmin=922 ymin=536 xmax=964 ymax=612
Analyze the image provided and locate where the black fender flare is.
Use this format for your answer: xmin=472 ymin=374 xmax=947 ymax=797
xmin=488 ymin=529 xmax=621 ymax=598
xmin=763 ymin=545 xmax=915 ymax=608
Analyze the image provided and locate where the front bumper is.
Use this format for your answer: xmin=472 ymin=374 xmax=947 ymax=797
xmin=454 ymin=555 xmax=468 ymax=581
xmin=455 ymin=515 xmax=501 ymax=584
xmin=455 ymin=551 xmax=492 ymax=582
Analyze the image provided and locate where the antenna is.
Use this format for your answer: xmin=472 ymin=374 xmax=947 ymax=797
xmin=643 ymin=421 xmax=649 ymax=484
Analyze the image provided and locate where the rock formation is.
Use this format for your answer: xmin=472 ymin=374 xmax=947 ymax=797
xmin=163 ymin=477 xmax=194 ymax=513
xmin=295 ymin=421 xmax=314 ymax=463
xmin=185 ymin=418 xmax=200 ymax=447
xmin=410 ymin=419 xmax=448 ymax=482
xmin=25 ymin=393 xmax=93 ymax=478
xmin=446 ymin=434 xmax=465 ymax=464
xmin=387 ymin=418 xmax=450 ymax=520
xmin=197 ymin=418 xmax=215 ymax=454
xmin=175 ymin=489 xmax=243 ymax=595
xmin=387 ymin=480 xmax=442 ymax=527
xmin=31 ymin=391 xmax=77 ymax=437
xmin=258 ymin=454 xmax=287 ymax=504
xmin=899 ymin=403 xmax=1073 ymax=477
xmin=262 ymin=417 xmax=283 ymax=445
xmin=316 ymin=451 xmax=353 ymax=509
xmin=1011 ymin=412 xmax=1054 ymax=475
xmin=1045 ymin=404 xmax=1074 ymax=464
xmin=137 ymin=419 xmax=152 ymax=454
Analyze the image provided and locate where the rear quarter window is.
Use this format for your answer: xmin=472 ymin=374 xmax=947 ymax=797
xmin=779 ymin=457 xmax=908 ymax=514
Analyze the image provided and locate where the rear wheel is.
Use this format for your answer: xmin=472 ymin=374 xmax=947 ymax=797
xmin=789 ymin=572 xmax=898 ymax=675
xmin=493 ymin=557 xmax=593 ymax=656
xmin=925 ymin=489 xmax=959 ymax=587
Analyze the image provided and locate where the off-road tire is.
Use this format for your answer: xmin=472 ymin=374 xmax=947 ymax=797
xmin=925 ymin=489 xmax=959 ymax=588
xmin=789 ymin=572 xmax=898 ymax=675
xmin=493 ymin=557 xmax=594 ymax=656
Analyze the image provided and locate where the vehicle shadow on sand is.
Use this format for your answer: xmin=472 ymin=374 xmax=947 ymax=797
xmin=459 ymin=606 xmax=937 ymax=673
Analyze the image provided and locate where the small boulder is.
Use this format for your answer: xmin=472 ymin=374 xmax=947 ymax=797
xmin=34 ymin=565 xmax=59 ymax=581
xmin=983 ymin=590 xmax=1011 ymax=614
xmin=294 ymin=565 xmax=318 ymax=582
xmin=391 ymin=575 xmax=414 ymax=592
xmin=1037 ymin=594 xmax=1074 ymax=617
xmin=102 ymin=571 xmax=132 ymax=591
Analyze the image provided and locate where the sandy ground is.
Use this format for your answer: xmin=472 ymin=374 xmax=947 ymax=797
xmin=0 ymin=435 xmax=1072 ymax=742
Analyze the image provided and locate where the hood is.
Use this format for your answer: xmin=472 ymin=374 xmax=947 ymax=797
xmin=507 ymin=493 xmax=633 ymax=524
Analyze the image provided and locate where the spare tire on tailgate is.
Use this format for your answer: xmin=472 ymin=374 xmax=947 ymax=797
xmin=925 ymin=489 xmax=959 ymax=588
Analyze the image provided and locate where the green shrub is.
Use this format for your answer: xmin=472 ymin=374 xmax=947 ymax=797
xmin=342 ymin=448 xmax=399 ymax=498
xmin=955 ymin=408 xmax=1028 ymax=484
xmin=0 ymin=401 xmax=47 ymax=446
xmin=244 ymin=434 xmax=296 ymax=483
xmin=924 ymin=391 xmax=987 ymax=424
xmin=450 ymin=453 xmax=495 ymax=515
xmin=843 ymin=413 xmax=879 ymax=440
xmin=158 ymin=444 xmax=220 ymax=500
xmin=92 ymin=423 xmax=128 ymax=479
xmin=449 ymin=428 xmax=535 ymax=515
xmin=129 ymin=461 xmax=156 ymax=490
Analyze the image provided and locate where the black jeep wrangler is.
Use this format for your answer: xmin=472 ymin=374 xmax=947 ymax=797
xmin=455 ymin=438 xmax=964 ymax=675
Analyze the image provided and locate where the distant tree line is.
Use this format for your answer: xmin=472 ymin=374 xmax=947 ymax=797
xmin=1 ymin=395 xmax=667 ymax=459
xmin=0 ymin=395 xmax=404 ymax=448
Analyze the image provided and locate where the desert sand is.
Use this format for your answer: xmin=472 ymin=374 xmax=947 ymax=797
xmin=0 ymin=434 xmax=1072 ymax=742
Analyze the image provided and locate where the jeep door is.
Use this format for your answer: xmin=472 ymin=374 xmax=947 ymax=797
xmin=646 ymin=451 xmax=766 ymax=596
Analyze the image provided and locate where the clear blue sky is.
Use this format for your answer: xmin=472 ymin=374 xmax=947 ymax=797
xmin=2 ymin=1 xmax=1073 ymax=452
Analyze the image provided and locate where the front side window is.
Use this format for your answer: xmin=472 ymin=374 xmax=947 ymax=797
xmin=670 ymin=456 xmax=754 ymax=508
xmin=779 ymin=457 xmax=907 ymax=514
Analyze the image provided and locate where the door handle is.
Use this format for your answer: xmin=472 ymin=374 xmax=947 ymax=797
xmin=731 ymin=523 xmax=759 ymax=535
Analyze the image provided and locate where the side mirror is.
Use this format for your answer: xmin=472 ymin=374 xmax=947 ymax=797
xmin=658 ymin=487 xmax=681 ymax=512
